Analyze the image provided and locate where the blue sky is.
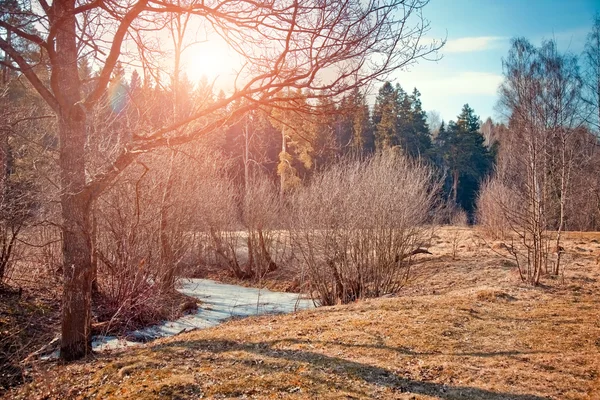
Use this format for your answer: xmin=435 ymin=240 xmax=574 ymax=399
xmin=388 ymin=0 xmax=599 ymax=124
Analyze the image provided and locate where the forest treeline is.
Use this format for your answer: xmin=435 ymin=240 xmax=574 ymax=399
xmin=63 ymin=25 xmax=598 ymax=231
xmin=75 ymin=67 xmax=495 ymax=219
xmin=3 ymin=60 xmax=496 ymax=227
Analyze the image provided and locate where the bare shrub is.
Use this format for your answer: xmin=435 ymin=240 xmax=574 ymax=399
xmin=0 ymin=221 xmax=25 ymax=284
xmin=180 ymin=151 xmax=244 ymax=277
xmin=432 ymin=198 xmax=466 ymax=226
xmin=242 ymin=173 xmax=288 ymax=279
xmin=14 ymin=224 xmax=63 ymax=285
xmin=449 ymin=208 xmax=468 ymax=227
xmin=476 ymin=178 xmax=519 ymax=240
xmin=178 ymin=146 xmax=292 ymax=281
xmin=92 ymin=149 xmax=198 ymax=330
xmin=290 ymin=151 xmax=439 ymax=305
xmin=200 ymin=180 xmax=242 ymax=277
xmin=0 ymin=182 xmax=37 ymax=284
xmin=449 ymin=229 xmax=466 ymax=261
xmin=476 ymin=172 xmax=557 ymax=284
xmin=93 ymin=164 xmax=167 ymax=330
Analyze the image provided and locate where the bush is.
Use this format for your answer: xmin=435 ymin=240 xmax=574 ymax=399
xmin=290 ymin=151 xmax=439 ymax=305
xmin=93 ymin=163 xmax=169 ymax=331
xmin=242 ymin=174 xmax=288 ymax=279
xmin=475 ymin=178 xmax=518 ymax=240
xmin=199 ymin=177 xmax=245 ymax=277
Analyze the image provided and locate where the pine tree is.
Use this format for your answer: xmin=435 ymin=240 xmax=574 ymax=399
xmin=108 ymin=61 xmax=127 ymax=114
xmin=130 ymin=70 xmax=142 ymax=94
xmin=395 ymin=87 xmax=432 ymax=158
xmin=373 ymin=82 xmax=432 ymax=157
xmin=436 ymin=104 xmax=494 ymax=216
xmin=270 ymin=89 xmax=313 ymax=196
xmin=373 ymin=82 xmax=398 ymax=151
xmin=349 ymin=88 xmax=374 ymax=154
xmin=334 ymin=94 xmax=353 ymax=155
xmin=312 ymin=96 xmax=340 ymax=169
xmin=408 ymin=88 xmax=432 ymax=157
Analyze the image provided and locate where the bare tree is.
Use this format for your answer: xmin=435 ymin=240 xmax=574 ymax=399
xmin=583 ymin=13 xmax=600 ymax=132
xmin=490 ymin=38 xmax=584 ymax=285
xmin=427 ymin=110 xmax=442 ymax=139
xmin=0 ymin=0 xmax=442 ymax=360
xmin=0 ymin=84 xmax=43 ymax=284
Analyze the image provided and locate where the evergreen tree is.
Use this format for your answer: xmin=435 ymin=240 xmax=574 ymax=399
xmin=373 ymin=82 xmax=432 ymax=157
xmin=409 ymin=88 xmax=432 ymax=156
xmin=395 ymin=84 xmax=412 ymax=153
xmin=349 ymin=88 xmax=374 ymax=154
xmin=334 ymin=94 xmax=353 ymax=155
xmin=436 ymin=104 xmax=494 ymax=217
xmin=108 ymin=61 xmax=127 ymax=114
xmin=312 ymin=96 xmax=340 ymax=170
xmin=129 ymin=70 xmax=142 ymax=94
xmin=397 ymin=88 xmax=432 ymax=158
xmin=270 ymin=89 xmax=314 ymax=196
xmin=373 ymin=82 xmax=398 ymax=150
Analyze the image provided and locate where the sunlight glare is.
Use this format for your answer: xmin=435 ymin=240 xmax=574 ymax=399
xmin=182 ymin=37 xmax=241 ymax=87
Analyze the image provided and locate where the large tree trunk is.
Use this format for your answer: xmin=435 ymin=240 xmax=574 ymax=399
xmin=59 ymin=116 xmax=92 ymax=360
xmin=56 ymin=0 xmax=93 ymax=361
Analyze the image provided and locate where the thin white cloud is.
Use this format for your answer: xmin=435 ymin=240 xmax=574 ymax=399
xmin=444 ymin=36 xmax=506 ymax=53
xmin=404 ymin=71 xmax=503 ymax=96
xmin=432 ymin=72 xmax=502 ymax=95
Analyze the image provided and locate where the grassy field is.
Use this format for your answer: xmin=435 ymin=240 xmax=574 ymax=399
xmin=5 ymin=227 xmax=600 ymax=399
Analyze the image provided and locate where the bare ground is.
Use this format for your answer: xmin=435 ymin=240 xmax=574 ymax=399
xmin=4 ymin=226 xmax=600 ymax=399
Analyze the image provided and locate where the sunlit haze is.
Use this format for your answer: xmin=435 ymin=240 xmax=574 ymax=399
xmin=181 ymin=36 xmax=242 ymax=87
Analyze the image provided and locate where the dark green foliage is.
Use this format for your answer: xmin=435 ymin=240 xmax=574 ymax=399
xmin=373 ymin=82 xmax=398 ymax=150
xmin=373 ymin=82 xmax=432 ymax=157
xmin=434 ymin=104 xmax=494 ymax=218
xmin=312 ymin=97 xmax=341 ymax=170
xmin=401 ymin=88 xmax=432 ymax=158
xmin=348 ymin=88 xmax=375 ymax=155
xmin=223 ymin=108 xmax=281 ymax=185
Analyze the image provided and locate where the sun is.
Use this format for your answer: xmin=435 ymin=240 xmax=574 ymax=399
xmin=182 ymin=37 xmax=241 ymax=86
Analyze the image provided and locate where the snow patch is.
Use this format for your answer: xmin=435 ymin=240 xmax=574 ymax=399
xmin=92 ymin=278 xmax=314 ymax=351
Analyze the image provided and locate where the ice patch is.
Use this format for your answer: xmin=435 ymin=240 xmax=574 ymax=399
xmin=91 ymin=278 xmax=314 ymax=351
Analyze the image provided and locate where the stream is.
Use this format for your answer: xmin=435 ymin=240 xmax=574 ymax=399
xmin=91 ymin=278 xmax=315 ymax=351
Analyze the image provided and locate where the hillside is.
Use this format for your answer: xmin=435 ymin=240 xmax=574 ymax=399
xmin=6 ymin=227 xmax=600 ymax=399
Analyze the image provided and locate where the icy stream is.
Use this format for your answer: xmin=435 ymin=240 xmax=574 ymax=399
xmin=91 ymin=278 xmax=314 ymax=351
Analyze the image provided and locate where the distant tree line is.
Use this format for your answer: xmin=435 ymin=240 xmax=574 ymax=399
xmin=220 ymin=82 xmax=495 ymax=221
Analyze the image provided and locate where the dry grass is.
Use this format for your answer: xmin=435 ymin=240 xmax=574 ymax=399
xmin=0 ymin=285 xmax=60 ymax=393
xmin=5 ymin=227 xmax=600 ymax=399
xmin=0 ymin=270 xmax=197 ymax=394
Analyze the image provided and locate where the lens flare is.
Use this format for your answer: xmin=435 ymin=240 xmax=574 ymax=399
xmin=108 ymin=80 xmax=128 ymax=113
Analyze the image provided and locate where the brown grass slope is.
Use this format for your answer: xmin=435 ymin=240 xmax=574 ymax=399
xmin=6 ymin=227 xmax=600 ymax=399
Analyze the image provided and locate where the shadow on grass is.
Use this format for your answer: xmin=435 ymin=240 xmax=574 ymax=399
xmin=153 ymin=338 xmax=549 ymax=400
xmin=271 ymin=338 xmax=559 ymax=359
